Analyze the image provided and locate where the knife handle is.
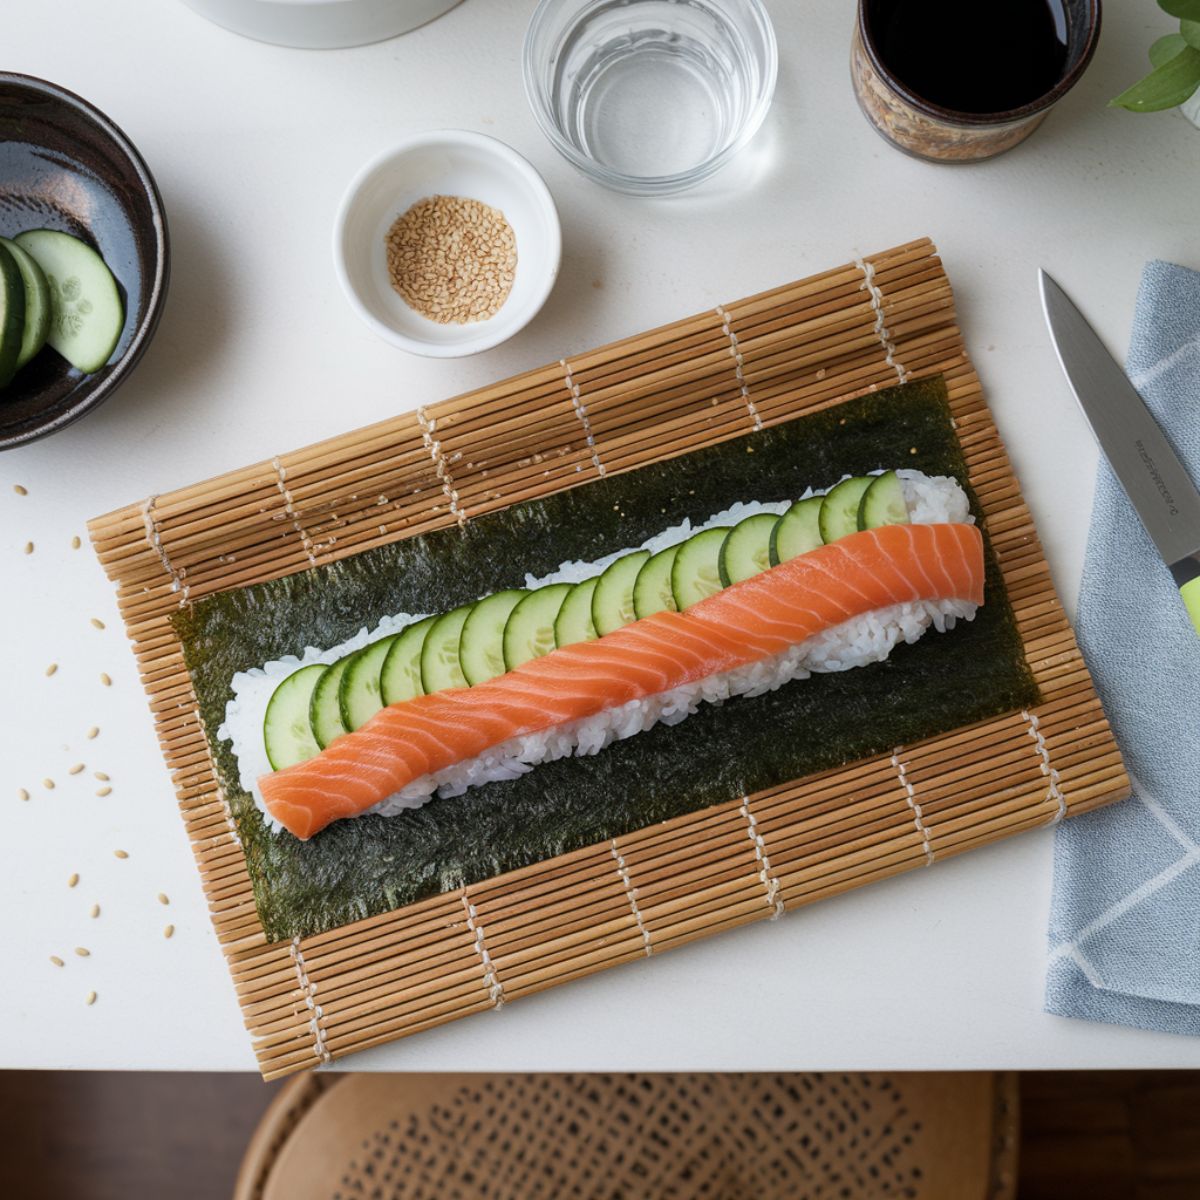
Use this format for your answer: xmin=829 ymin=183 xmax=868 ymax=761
xmin=1173 ymin=557 xmax=1200 ymax=638
xmin=1183 ymin=578 xmax=1200 ymax=639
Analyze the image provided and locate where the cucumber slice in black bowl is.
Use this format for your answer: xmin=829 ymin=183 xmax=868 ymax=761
xmin=0 ymin=73 xmax=169 ymax=450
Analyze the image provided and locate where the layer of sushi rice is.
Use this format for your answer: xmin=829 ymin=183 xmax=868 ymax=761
xmin=219 ymin=470 xmax=975 ymax=833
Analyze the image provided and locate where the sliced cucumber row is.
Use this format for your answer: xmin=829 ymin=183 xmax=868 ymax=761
xmin=261 ymin=472 xmax=914 ymax=769
xmin=0 ymin=230 xmax=124 ymax=389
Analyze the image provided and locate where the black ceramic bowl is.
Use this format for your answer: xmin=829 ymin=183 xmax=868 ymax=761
xmin=0 ymin=74 xmax=169 ymax=449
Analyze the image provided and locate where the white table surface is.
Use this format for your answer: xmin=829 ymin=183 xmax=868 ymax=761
xmin=3 ymin=0 xmax=1198 ymax=1073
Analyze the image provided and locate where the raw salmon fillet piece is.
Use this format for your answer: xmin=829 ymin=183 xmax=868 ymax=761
xmin=260 ymin=523 xmax=985 ymax=839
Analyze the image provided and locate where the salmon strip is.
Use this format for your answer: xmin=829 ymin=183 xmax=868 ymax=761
xmin=260 ymin=522 xmax=984 ymax=839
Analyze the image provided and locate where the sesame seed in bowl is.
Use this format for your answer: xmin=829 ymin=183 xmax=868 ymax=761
xmin=333 ymin=131 xmax=561 ymax=358
xmin=385 ymin=195 xmax=517 ymax=326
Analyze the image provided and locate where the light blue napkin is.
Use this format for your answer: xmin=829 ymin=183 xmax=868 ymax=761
xmin=1046 ymin=260 xmax=1200 ymax=1036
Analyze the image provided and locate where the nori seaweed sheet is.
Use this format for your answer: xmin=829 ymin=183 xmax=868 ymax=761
xmin=174 ymin=377 xmax=1039 ymax=941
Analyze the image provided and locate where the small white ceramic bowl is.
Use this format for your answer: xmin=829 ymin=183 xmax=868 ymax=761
xmin=333 ymin=131 xmax=561 ymax=358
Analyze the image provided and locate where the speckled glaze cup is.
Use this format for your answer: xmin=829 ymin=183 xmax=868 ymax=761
xmin=851 ymin=0 xmax=1101 ymax=163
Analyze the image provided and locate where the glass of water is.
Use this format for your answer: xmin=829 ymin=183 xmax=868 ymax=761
xmin=523 ymin=0 xmax=777 ymax=195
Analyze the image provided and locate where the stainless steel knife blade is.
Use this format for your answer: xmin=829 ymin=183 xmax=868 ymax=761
xmin=1039 ymin=269 xmax=1200 ymax=570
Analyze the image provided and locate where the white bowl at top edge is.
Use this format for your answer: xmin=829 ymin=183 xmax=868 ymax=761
xmin=178 ymin=0 xmax=463 ymax=50
xmin=333 ymin=131 xmax=561 ymax=359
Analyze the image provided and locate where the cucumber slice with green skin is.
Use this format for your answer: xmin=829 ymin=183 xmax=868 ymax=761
xmin=504 ymin=583 xmax=571 ymax=670
xmin=309 ymin=657 xmax=353 ymax=750
xmin=769 ymin=495 xmax=824 ymax=565
xmin=0 ymin=243 xmax=25 ymax=389
xmin=263 ymin=664 xmax=326 ymax=771
xmin=671 ymin=527 xmax=732 ymax=610
xmin=718 ymin=513 xmax=778 ymax=586
xmin=818 ymin=476 xmax=874 ymax=543
xmin=420 ymin=604 xmax=474 ymax=693
xmin=337 ymin=633 xmax=400 ymax=731
xmin=379 ymin=616 xmax=437 ymax=706
xmin=460 ymin=589 xmax=526 ymax=685
xmin=857 ymin=470 xmax=909 ymax=531
xmin=592 ymin=550 xmax=651 ymax=636
xmin=632 ymin=545 xmax=680 ymax=619
xmin=0 ymin=238 xmax=49 ymax=370
xmin=15 ymin=229 xmax=124 ymax=374
xmin=554 ymin=577 xmax=600 ymax=648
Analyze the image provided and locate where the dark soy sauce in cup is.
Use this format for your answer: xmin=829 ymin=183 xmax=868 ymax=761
xmin=870 ymin=0 xmax=1069 ymax=113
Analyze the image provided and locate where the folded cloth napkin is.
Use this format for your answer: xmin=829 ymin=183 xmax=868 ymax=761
xmin=1046 ymin=260 xmax=1200 ymax=1036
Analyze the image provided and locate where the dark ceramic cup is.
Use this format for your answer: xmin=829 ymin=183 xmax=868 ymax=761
xmin=851 ymin=0 xmax=1101 ymax=163
xmin=0 ymin=74 xmax=169 ymax=449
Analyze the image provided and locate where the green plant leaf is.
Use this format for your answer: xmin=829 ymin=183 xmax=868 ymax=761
xmin=1150 ymin=32 xmax=1188 ymax=66
xmin=1159 ymin=0 xmax=1200 ymax=20
xmin=1182 ymin=19 xmax=1200 ymax=48
xmin=1110 ymin=44 xmax=1200 ymax=110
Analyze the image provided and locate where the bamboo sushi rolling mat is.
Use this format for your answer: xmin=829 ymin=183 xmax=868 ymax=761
xmin=89 ymin=238 xmax=1130 ymax=1079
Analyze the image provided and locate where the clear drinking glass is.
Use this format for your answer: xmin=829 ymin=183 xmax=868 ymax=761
xmin=523 ymin=0 xmax=777 ymax=195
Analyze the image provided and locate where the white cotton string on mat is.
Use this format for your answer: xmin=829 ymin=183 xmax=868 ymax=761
xmin=610 ymin=838 xmax=653 ymax=957
xmin=214 ymin=783 xmax=241 ymax=845
xmin=891 ymin=748 xmax=935 ymax=866
xmin=561 ymin=357 xmax=607 ymax=478
xmin=271 ymin=457 xmax=318 ymax=568
xmin=739 ymin=797 xmax=785 ymax=920
xmin=417 ymin=406 xmax=468 ymax=527
xmin=140 ymin=495 xmax=190 ymax=605
xmin=290 ymin=936 xmax=332 ymax=1065
xmin=715 ymin=304 xmax=763 ymax=431
xmin=461 ymin=892 xmax=505 ymax=1009
xmin=1022 ymin=709 xmax=1067 ymax=823
xmin=854 ymin=257 xmax=910 ymax=386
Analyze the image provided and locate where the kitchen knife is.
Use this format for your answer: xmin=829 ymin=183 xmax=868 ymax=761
xmin=1039 ymin=268 xmax=1200 ymax=636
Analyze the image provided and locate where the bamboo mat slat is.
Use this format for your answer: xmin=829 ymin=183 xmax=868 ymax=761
xmin=88 ymin=238 xmax=1129 ymax=1079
